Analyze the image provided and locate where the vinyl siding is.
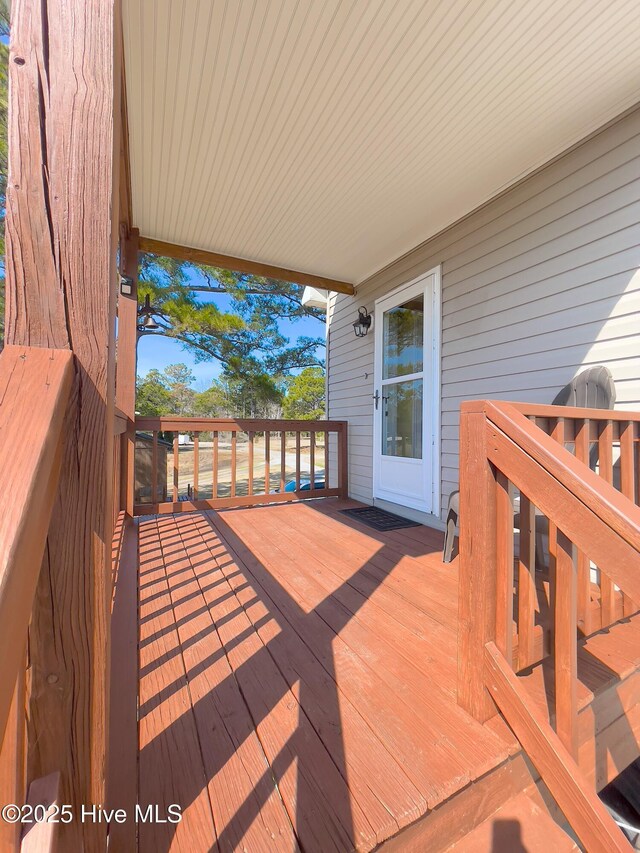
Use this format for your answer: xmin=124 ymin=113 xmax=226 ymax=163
xmin=327 ymin=106 xmax=640 ymax=519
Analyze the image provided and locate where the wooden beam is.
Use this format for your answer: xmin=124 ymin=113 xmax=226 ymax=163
xmin=119 ymin=40 xmax=133 ymax=232
xmin=138 ymin=236 xmax=355 ymax=295
xmin=6 ymin=1 xmax=120 ymax=850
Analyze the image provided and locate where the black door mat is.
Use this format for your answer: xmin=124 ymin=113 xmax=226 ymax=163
xmin=340 ymin=506 xmax=421 ymax=531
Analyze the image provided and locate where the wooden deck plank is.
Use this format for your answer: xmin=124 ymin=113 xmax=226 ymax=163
xmin=154 ymin=514 xmax=298 ymax=853
xmin=268 ymin=503 xmax=460 ymax=678
xmin=203 ymin=512 xmax=456 ymax=807
xmin=185 ymin=513 xmax=428 ymax=838
xmin=207 ymin=510 xmax=507 ymax=808
xmin=287 ymin=501 xmax=459 ymax=629
xmin=252 ymin=506 xmax=477 ymax=708
xmin=163 ymin=516 xmax=377 ymax=851
xmin=107 ymin=516 xmax=139 ymax=853
xmin=138 ymin=518 xmax=219 ymax=852
xmin=214 ymin=506 xmax=510 ymax=780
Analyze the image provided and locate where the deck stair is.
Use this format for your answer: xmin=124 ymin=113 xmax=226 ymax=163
xmin=444 ymin=790 xmax=578 ymax=852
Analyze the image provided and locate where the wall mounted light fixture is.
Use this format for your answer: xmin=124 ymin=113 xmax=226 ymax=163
xmin=119 ymin=274 xmax=134 ymax=296
xmin=353 ymin=306 xmax=372 ymax=337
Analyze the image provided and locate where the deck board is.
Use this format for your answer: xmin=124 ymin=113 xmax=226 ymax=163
xmin=137 ymin=499 xmax=513 ymax=852
xmin=138 ymin=518 xmax=219 ymax=852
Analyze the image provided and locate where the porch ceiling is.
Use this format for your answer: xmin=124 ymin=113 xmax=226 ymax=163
xmin=122 ymin=0 xmax=640 ymax=286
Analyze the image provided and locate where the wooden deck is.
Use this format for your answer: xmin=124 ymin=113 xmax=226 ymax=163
xmin=133 ymin=498 xmax=515 ymax=852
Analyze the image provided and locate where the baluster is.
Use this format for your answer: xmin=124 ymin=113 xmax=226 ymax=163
xmin=212 ymin=430 xmax=219 ymax=499
xmin=151 ymin=431 xmax=158 ymax=504
xmin=173 ymin=432 xmax=179 ymax=502
xmin=310 ymin=431 xmax=316 ymax=490
xmin=248 ymin=431 xmax=254 ymax=496
xmin=574 ymin=419 xmax=591 ymax=635
xmin=230 ymin=430 xmax=237 ymax=498
xmin=193 ymin=432 xmax=199 ymax=500
xmin=547 ymin=418 xmax=565 ymax=630
xmin=620 ymin=421 xmax=636 ymax=615
xmin=517 ymin=494 xmax=536 ymax=670
xmin=295 ymin=431 xmax=301 ymax=490
xmin=280 ymin=432 xmax=286 ymax=492
xmin=495 ymin=472 xmax=514 ymax=666
xmin=324 ymin=429 xmax=329 ymax=490
xmin=554 ymin=529 xmax=578 ymax=759
xmin=598 ymin=420 xmax=616 ymax=626
xmin=264 ymin=431 xmax=270 ymax=495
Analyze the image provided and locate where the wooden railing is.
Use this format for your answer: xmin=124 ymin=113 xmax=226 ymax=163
xmin=131 ymin=417 xmax=348 ymax=515
xmin=510 ymin=402 xmax=640 ymax=637
xmin=458 ymin=400 xmax=640 ymax=851
xmin=0 ymin=346 xmax=73 ymax=852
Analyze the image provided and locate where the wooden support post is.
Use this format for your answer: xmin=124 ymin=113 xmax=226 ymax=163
xmin=116 ymin=228 xmax=139 ymax=517
xmin=5 ymin=1 xmax=120 ymax=849
xmin=458 ymin=408 xmax=497 ymax=721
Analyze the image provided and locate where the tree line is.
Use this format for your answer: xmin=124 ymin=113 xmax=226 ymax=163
xmin=136 ymin=363 xmax=325 ymax=420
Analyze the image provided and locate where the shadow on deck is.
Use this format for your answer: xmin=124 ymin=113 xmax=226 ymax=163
xmin=122 ymin=498 xmax=510 ymax=852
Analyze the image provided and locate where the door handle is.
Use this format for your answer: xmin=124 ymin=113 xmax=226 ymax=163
xmin=373 ymin=391 xmax=388 ymax=410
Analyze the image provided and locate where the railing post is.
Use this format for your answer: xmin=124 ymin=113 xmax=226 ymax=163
xmin=458 ymin=406 xmax=498 ymax=721
xmin=339 ymin=423 xmax=349 ymax=499
xmin=120 ymin=422 xmax=136 ymax=517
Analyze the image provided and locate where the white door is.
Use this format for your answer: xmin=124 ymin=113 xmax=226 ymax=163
xmin=373 ymin=268 xmax=440 ymax=515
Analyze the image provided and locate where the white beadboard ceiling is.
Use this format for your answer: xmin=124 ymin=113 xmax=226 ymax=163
xmin=123 ymin=0 xmax=640 ymax=285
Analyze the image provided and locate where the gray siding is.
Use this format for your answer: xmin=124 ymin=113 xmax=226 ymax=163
xmin=327 ymin=107 xmax=640 ymax=518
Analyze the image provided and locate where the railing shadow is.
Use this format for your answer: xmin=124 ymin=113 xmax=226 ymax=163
xmin=136 ymin=504 xmax=432 ymax=852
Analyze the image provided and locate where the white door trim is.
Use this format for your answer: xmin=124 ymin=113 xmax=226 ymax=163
xmin=372 ymin=265 xmax=441 ymax=516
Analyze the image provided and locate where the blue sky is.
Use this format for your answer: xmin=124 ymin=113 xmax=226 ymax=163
xmin=136 ymin=276 xmax=325 ymax=391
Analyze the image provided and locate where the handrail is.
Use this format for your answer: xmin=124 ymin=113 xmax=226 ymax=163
xmin=0 ymin=346 xmax=74 ymax=746
xmin=131 ymin=416 xmax=348 ymax=515
xmin=136 ymin=416 xmax=349 ymax=431
xmin=482 ymin=401 xmax=640 ymax=603
xmin=511 ymin=401 xmax=640 ymax=422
